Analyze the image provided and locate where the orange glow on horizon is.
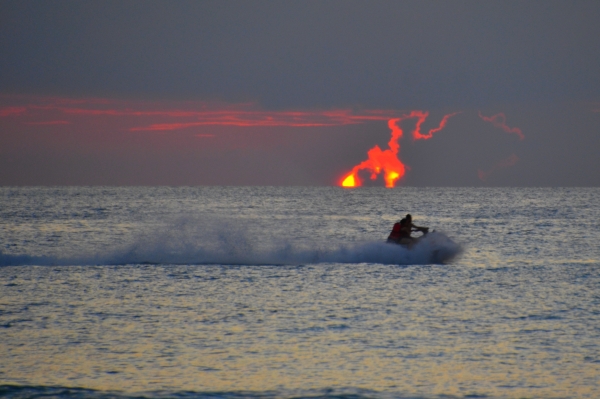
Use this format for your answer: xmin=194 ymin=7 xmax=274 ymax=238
xmin=339 ymin=112 xmax=459 ymax=188
xmin=2 ymin=94 xmax=529 ymax=186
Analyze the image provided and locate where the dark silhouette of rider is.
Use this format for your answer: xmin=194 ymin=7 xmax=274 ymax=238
xmin=387 ymin=218 xmax=408 ymax=244
xmin=404 ymin=214 xmax=428 ymax=236
xmin=387 ymin=214 xmax=428 ymax=245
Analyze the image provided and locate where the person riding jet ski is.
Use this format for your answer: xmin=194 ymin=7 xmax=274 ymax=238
xmin=387 ymin=214 xmax=428 ymax=246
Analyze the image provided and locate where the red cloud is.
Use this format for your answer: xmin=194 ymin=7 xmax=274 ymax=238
xmin=412 ymin=111 xmax=461 ymax=140
xmin=2 ymin=94 xmax=403 ymax=131
xmin=0 ymin=107 xmax=27 ymax=117
xmin=478 ymin=153 xmax=519 ymax=182
xmin=128 ymin=109 xmax=402 ymax=130
xmin=25 ymin=120 xmax=71 ymax=125
xmin=478 ymin=112 xmax=524 ymax=140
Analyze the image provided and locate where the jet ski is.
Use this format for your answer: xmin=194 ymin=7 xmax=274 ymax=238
xmin=387 ymin=228 xmax=430 ymax=248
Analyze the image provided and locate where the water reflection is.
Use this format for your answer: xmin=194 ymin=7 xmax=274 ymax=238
xmin=1 ymin=263 xmax=598 ymax=398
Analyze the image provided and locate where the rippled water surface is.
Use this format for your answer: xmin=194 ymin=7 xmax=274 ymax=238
xmin=1 ymin=187 xmax=599 ymax=398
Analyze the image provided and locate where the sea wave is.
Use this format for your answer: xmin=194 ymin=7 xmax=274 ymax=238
xmin=0 ymin=384 xmax=475 ymax=399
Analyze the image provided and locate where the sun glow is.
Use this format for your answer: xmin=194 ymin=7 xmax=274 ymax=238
xmin=341 ymin=174 xmax=356 ymax=187
xmin=339 ymin=112 xmax=459 ymax=188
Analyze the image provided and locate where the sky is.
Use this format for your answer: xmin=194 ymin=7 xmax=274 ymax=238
xmin=1 ymin=0 xmax=599 ymax=186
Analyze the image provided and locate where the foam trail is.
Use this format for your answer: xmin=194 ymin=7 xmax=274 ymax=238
xmin=0 ymin=252 xmax=58 ymax=267
xmin=0 ymin=230 xmax=461 ymax=267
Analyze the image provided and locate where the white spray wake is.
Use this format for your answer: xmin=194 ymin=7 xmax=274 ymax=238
xmin=0 ymin=217 xmax=461 ymax=267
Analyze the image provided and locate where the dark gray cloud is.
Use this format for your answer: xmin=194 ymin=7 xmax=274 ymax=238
xmin=1 ymin=1 xmax=599 ymax=186
xmin=2 ymin=0 xmax=600 ymax=108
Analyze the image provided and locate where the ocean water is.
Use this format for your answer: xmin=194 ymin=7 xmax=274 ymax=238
xmin=0 ymin=187 xmax=598 ymax=399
